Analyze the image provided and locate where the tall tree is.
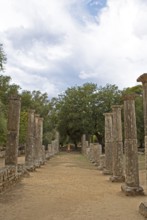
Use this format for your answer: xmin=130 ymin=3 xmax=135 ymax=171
xmin=92 ymin=84 xmax=122 ymax=144
xmin=0 ymin=75 xmax=20 ymax=106
xmin=57 ymin=83 xmax=122 ymax=147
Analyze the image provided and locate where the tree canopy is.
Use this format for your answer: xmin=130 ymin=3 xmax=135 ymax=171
xmin=57 ymin=83 xmax=122 ymax=147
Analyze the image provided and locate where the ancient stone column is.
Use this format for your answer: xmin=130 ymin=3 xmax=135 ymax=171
xmin=103 ymin=113 xmax=113 ymax=175
xmin=110 ymin=105 xmax=125 ymax=182
xmin=5 ymin=95 xmax=21 ymax=166
xmin=97 ymin=154 xmax=105 ymax=170
xmin=41 ymin=145 xmax=46 ymax=164
xmin=55 ymin=131 xmax=60 ymax=153
xmin=137 ymin=74 xmax=147 ymax=215
xmin=48 ymin=144 xmax=52 ymax=156
xmin=89 ymin=143 xmax=95 ymax=162
xmin=38 ymin=117 xmax=44 ymax=164
xmin=93 ymin=143 xmax=102 ymax=166
xmin=121 ymin=95 xmax=144 ymax=195
xmin=25 ymin=109 xmax=35 ymax=170
xmin=34 ymin=114 xmax=40 ymax=167
xmin=81 ymin=134 xmax=86 ymax=154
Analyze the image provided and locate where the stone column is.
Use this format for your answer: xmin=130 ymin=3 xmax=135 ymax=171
xmin=81 ymin=134 xmax=86 ymax=154
xmin=121 ymin=95 xmax=144 ymax=195
xmin=5 ymin=95 xmax=21 ymax=166
xmin=89 ymin=143 xmax=95 ymax=162
xmin=55 ymin=131 xmax=60 ymax=153
xmin=38 ymin=117 xmax=44 ymax=164
xmin=48 ymin=144 xmax=52 ymax=156
xmin=97 ymin=154 xmax=105 ymax=170
xmin=41 ymin=145 xmax=46 ymax=164
xmin=34 ymin=114 xmax=40 ymax=167
xmin=103 ymin=113 xmax=113 ymax=175
xmin=25 ymin=109 xmax=35 ymax=170
xmin=93 ymin=143 xmax=102 ymax=166
xmin=137 ymin=74 xmax=147 ymax=215
xmin=110 ymin=105 xmax=125 ymax=182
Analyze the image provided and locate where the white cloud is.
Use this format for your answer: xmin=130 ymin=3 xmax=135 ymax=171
xmin=1 ymin=0 xmax=147 ymax=97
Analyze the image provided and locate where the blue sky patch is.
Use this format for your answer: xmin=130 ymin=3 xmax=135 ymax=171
xmin=86 ymin=0 xmax=107 ymax=16
xmin=68 ymin=0 xmax=107 ymax=25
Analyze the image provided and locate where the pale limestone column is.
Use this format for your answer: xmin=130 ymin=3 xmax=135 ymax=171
xmin=34 ymin=114 xmax=40 ymax=167
xmin=5 ymin=95 xmax=21 ymax=166
xmin=97 ymin=154 xmax=105 ymax=170
xmin=25 ymin=109 xmax=35 ymax=169
xmin=85 ymin=141 xmax=90 ymax=157
xmin=48 ymin=144 xmax=52 ymax=155
xmin=55 ymin=131 xmax=60 ymax=153
xmin=89 ymin=143 xmax=95 ymax=162
xmin=121 ymin=95 xmax=144 ymax=195
xmin=137 ymin=74 xmax=147 ymax=215
xmin=103 ymin=113 xmax=113 ymax=175
xmin=38 ymin=117 xmax=44 ymax=164
xmin=110 ymin=105 xmax=125 ymax=182
xmin=41 ymin=145 xmax=46 ymax=164
xmin=53 ymin=140 xmax=57 ymax=154
xmin=81 ymin=134 xmax=86 ymax=154
xmin=45 ymin=144 xmax=51 ymax=159
xmin=93 ymin=143 xmax=102 ymax=166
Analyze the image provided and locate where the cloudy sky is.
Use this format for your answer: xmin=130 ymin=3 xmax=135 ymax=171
xmin=0 ymin=0 xmax=147 ymax=98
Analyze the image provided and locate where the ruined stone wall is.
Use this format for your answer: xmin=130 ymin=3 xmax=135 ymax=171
xmin=0 ymin=166 xmax=22 ymax=193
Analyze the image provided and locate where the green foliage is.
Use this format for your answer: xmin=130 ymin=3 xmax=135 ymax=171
xmin=0 ymin=74 xmax=20 ymax=146
xmin=0 ymin=75 xmax=20 ymax=106
xmin=57 ymin=83 xmax=96 ymax=144
xmin=57 ymin=83 xmax=122 ymax=146
xmin=21 ymin=90 xmax=57 ymax=146
xmin=92 ymin=84 xmax=122 ymax=143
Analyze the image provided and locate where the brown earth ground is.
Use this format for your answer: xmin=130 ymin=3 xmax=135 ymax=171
xmin=0 ymin=152 xmax=146 ymax=220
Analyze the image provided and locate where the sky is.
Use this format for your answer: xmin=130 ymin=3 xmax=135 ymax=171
xmin=0 ymin=0 xmax=147 ymax=98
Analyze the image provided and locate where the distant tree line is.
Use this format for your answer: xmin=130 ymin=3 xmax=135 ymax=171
xmin=0 ymin=44 xmax=144 ymax=150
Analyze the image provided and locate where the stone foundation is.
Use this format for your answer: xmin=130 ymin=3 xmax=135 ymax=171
xmin=110 ymin=175 xmax=125 ymax=183
xmin=0 ymin=166 xmax=22 ymax=193
xmin=103 ymin=168 xmax=112 ymax=175
xmin=121 ymin=184 xmax=144 ymax=196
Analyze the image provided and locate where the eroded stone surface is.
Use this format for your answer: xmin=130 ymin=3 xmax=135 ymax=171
xmin=110 ymin=105 xmax=124 ymax=182
xmin=5 ymin=95 xmax=21 ymax=166
xmin=122 ymin=95 xmax=144 ymax=195
xmin=139 ymin=202 xmax=147 ymax=218
xmin=25 ymin=109 xmax=35 ymax=170
xmin=103 ymin=113 xmax=113 ymax=175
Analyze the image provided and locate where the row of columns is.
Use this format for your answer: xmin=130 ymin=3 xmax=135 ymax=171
xmin=82 ymin=93 xmax=144 ymax=196
xmin=137 ymin=74 xmax=147 ymax=217
xmin=103 ymin=97 xmax=143 ymax=195
xmin=25 ymin=110 xmax=45 ymax=170
xmin=4 ymin=96 xmax=59 ymax=172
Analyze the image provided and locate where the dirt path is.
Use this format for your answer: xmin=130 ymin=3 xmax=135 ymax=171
xmin=0 ymin=152 xmax=146 ymax=220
